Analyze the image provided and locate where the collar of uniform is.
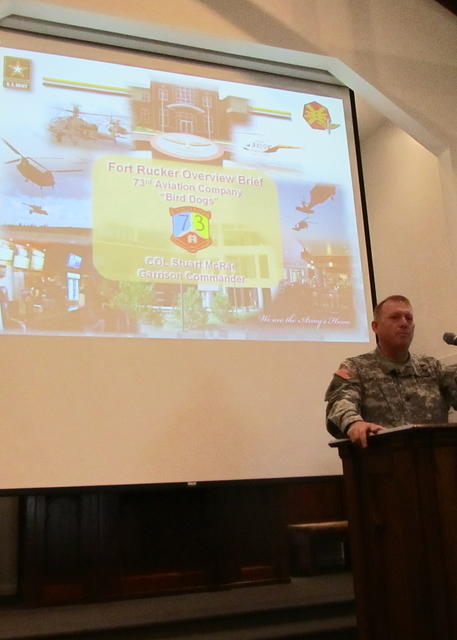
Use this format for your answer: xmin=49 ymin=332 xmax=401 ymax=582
xmin=374 ymin=348 xmax=415 ymax=375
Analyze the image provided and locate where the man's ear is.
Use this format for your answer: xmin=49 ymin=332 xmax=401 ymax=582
xmin=371 ymin=320 xmax=379 ymax=344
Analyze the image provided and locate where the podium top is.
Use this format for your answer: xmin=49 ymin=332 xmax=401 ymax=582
xmin=329 ymin=422 xmax=457 ymax=448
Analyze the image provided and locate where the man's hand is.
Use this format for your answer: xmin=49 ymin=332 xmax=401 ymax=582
xmin=346 ymin=420 xmax=385 ymax=448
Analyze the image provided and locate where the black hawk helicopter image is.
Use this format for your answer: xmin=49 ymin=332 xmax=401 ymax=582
xmin=295 ymin=184 xmax=336 ymax=214
xmin=292 ymin=184 xmax=336 ymax=230
xmin=292 ymin=216 xmax=314 ymax=231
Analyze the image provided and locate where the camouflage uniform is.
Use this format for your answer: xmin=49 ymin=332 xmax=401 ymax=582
xmin=325 ymin=349 xmax=457 ymax=438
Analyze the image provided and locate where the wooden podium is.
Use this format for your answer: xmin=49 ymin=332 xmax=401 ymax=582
xmin=331 ymin=424 xmax=457 ymax=640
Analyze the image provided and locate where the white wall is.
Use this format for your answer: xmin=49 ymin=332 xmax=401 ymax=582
xmin=362 ymin=121 xmax=457 ymax=358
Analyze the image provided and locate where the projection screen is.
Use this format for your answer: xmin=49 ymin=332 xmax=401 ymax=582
xmin=0 ymin=29 xmax=376 ymax=490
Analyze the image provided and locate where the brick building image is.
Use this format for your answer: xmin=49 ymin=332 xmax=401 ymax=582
xmin=130 ymin=81 xmax=249 ymax=143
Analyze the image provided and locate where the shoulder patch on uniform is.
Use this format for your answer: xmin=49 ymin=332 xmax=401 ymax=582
xmin=335 ymin=364 xmax=353 ymax=380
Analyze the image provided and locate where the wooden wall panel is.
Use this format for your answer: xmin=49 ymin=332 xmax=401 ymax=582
xmin=18 ymin=476 xmax=345 ymax=606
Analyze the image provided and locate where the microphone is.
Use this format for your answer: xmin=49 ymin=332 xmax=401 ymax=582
xmin=443 ymin=332 xmax=457 ymax=345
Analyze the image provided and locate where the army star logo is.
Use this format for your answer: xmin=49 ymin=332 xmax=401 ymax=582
xmin=3 ymin=56 xmax=32 ymax=90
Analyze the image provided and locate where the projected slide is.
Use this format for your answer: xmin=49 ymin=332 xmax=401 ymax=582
xmin=0 ymin=46 xmax=369 ymax=341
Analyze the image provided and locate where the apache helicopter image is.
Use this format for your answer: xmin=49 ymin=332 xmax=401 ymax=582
xmin=106 ymin=118 xmax=129 ymax=140
xmin=296 ymin=184 xmax=336 ymax=214
xmin=48 ymin=105 xmax=98 ymax=143
xmin=49 ymin=105 xmax=129 ymax=144
xmin=22 ymin=202 xmax=48 ymax=215
xmin=2 ymin=138 xmax=82 ymax=189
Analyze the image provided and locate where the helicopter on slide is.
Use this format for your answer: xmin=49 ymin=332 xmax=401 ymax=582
xmin=296 ymin=184 xmax=336 ymax=214
xmin=2 ymin=138 xmax=82 ymax=189
xmin=106 ymin=117 xmax=129 ymax=140
xmin=48 ymin=105 xmax=129 ymax=144
xmin=22 ymin=202 xmax=48 ymax=215
xmin=292 ymin=216 xmax=315 ymax=231
xmin=48 ymin=105 xmax=97 ymax=143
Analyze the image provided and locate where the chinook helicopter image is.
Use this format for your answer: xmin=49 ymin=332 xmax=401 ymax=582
xmin=2 ymin=138 xmax=82 ymax=189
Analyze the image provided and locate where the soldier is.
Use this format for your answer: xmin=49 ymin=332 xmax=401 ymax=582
xmin=325 ymin=295 xmax=457 ymax=447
